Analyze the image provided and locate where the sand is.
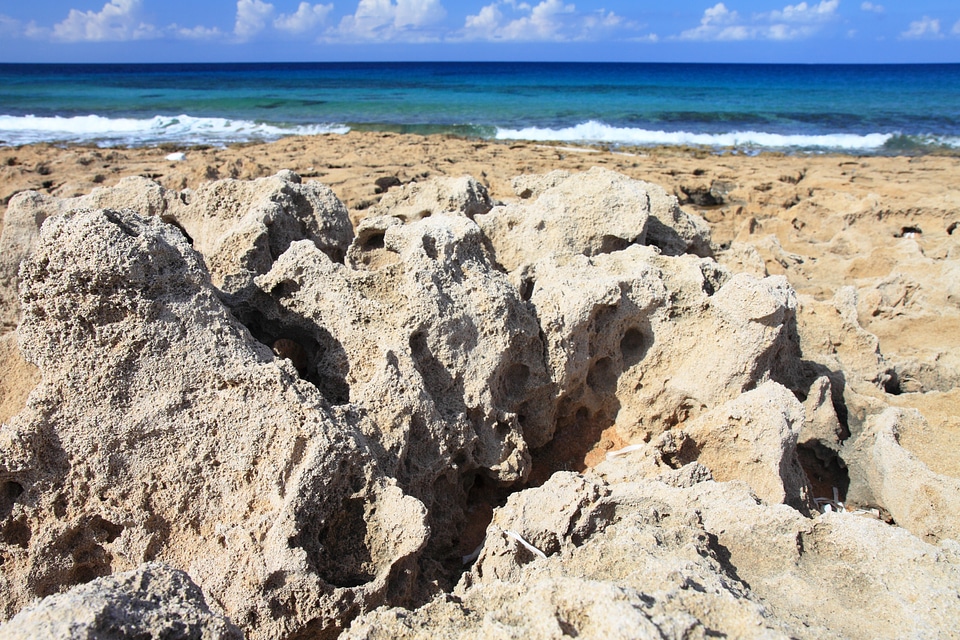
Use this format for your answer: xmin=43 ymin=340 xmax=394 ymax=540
xmin=1 ymin=131 xmax=958 ymax=479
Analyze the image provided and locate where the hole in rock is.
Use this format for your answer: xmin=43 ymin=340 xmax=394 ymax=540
xmin=619 ymin=327 xmax=650 ymax=368
xmin=598 ymin=235 xmax=630 ymax=254
xmin=306 ymin=496 xmax=379 ymax=588
xmin=882 ymin=370 xmax=902 ymax=396
xmin=519 ymin=276 xmax=535 ymax=302
xmin=1 ymin=518 xmax=31 ymax=548
xmin=527 ymin=402 xmax=626 ymax=487
xmin=586 ymin=358 xmax=617 ymax=394
xmin=1 ymin=481 xmax=24 ymax=520
xmin=362 ymin=232 xmax=385 ymax=251
xmin=797 ymin=445 xmax=850 ymax=505
xmin=269 ymin=279 xmax=301 ymax=298
xmin=893 ymin=226 xmax=922 ymax=238
xmin=947 ymin=221 xmax=958 ymax=235
xmin=237 ymin=310 xmax=351 ymax=404
xmin=422 ymin=235 xmax=438 ymax=260
xmin=500 ymin=363 xmax=530 ymax=400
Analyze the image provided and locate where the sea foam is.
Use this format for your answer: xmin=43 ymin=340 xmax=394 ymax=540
xmin=495 ymin=120 xmax=905 ymax=151
xmin=0 ymin=114 xmax=349 ymax=147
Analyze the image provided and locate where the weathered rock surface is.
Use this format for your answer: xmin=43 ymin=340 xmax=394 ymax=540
xmin=364 ymin=175 xmax=494 ymax=222
xmin=476 ymin=167 xmax=711 ymax=275
xmin=346 ymin=469 xmax=960 ymax=640
xmin=0 ymin=208 xmax=428 ymax=639
xmin=845 ymin=407 xmax=960 ymax=543
xmin=164 ymin=170 xmax=353 ymax=297
xmin=2 ymin=166 xmax=958 ymax=640
xmin=0 ymin=171 xmax=352 ymax=333
xmin=0 ymin=176 xmax=174 ymax=332
xmin=0 ymin=563 xmax=241 ymax=640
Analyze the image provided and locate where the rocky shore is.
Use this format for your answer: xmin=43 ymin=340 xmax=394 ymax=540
xmin=0 ymin=134 xmax=958 ymax=639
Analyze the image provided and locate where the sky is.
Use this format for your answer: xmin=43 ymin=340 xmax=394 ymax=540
xmin=0 ymin=0 xmax=958 ymax=63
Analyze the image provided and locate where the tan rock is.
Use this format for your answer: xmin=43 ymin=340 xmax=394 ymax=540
xmin=845 ymin=407 xmax=960 ymax=542
xmin=0 ymin=208 xmax=428 ymax=639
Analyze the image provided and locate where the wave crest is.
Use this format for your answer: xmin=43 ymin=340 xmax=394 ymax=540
xmin=494 ymin=120 xmax=950 ymax=152
xmin=0 ymin=114 xmax=349 ymax=147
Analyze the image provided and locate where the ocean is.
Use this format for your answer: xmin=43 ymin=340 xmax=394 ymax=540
xmin=1 ymin=62 xmax=959 ymax=154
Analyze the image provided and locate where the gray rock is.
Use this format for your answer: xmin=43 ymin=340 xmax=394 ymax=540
xmin=0 ymin=563 xmax=241 ymax=640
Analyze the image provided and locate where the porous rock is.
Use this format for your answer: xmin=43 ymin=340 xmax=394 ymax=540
xmin=523 ymin=246 xmax=801 ymax=475
xmin=365 ymin=175 xmax=494 ymax=222
xmin=0 ymin=563 xmax=241 ymax=640
xmin=0 ymin=176 xmax=174 ymax=332
xmin=347 ymin=469 xmax=960 ymax=639
xmin=681 ymin=381 xmax=814 ymax=512
xmin=0 ymin=172 xmax=352 ymax=334
xmin=165 ymin=170 xmax=353 ymax=297
xmin=0 ymin=208 xmax=428 ymax=639
xmin=251 ymin=212 xmax=555 ymax=557
xmin=476 ymin=167 xmax=653 ymax=273
xmin=845 ymin=407 xmax=960 ymax=543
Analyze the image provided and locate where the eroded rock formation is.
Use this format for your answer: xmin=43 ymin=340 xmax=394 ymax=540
xmin=0 ymin=168 xmax=957 ymax=639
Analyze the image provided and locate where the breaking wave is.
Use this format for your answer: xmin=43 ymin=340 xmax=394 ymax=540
xmin=495 ymin=120 xmax=959 ymax=153
xmin=0 ymin=114 xmax=349 ymax=147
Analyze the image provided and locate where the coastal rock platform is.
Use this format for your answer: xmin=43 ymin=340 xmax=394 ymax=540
xmin=0 ymin=135 xmax=958 ymax=639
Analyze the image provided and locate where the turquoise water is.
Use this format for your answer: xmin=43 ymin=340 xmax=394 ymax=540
xmin=1 ymin=62 xmax=958 ymax=153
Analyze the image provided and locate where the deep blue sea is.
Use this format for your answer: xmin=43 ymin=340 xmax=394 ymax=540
xmin=1 ymin=62 xmax=959 ymax=154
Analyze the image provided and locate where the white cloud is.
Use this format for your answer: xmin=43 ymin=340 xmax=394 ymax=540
xmin=52 ymin=0 xmax=159 ymax=42
xmin=335 ymin=0 xmax=447 ymax=41
xmin=459 ymin=0 xmax=627 ymax=42
xmin=234 ymin=0 xmax=275 ymax=40
xmin=953 ymin=19 xmax=960 ymax=36
xmin=860 ymin=2 xmax=884 ymax=13
xmin=901 ymin=16 xmax=942 ymax=39
xmin=274 ymin=2 xmax=333 ymax=33
xmin=0 ymin=14 xmax=20 ymax=37
xmin=768 ymin=0 xmax=839 ymax=23
xmin=174 ymin=24 xmax=225 ymax=40
xmin=679 ymin=0 xmax=839 ymax=41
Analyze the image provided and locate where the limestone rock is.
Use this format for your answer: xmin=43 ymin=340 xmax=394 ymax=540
xmin=365 ymin=175 xmax=494 ymax=222
xmin=0 ymin=208 xmax=428 ymax=639
xmin=799 ymin=375 xmax=845 ymax=455
xmin=0 ymin=172 xmax=352 ymax=331
xmin=165 ymin=171 xmax=353 ymax=297
xmin=349 ymin=470 xmax=960 ymax=639
xmin=0 ymin=176 xmax=174 ymax=332
xmin=845 ymin=407 xmax=960 ymax=542
xmin=0 ymin=563 xmax=241 ymax=640
xmin=523 ymin=245 xmax=800 ymax=479
xmin=475 ymin=167 xmax=654 ymax=272
xmin=682 ymin=381 xmax=814 ymax=512
xmin=252 ymin=213 xmax=554 ymax=556
xmin=511 ymin=169 xmax=571 ymax=199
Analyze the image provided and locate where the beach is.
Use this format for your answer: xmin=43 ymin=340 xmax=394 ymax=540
xmin=2 ymin=132 xmax=959 ymax=471
xmin=1 ymin=132 xmax=959 ymax=638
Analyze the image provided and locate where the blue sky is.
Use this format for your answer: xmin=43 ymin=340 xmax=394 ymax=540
xmin=0 ymin=0 xmax=958 ymax=62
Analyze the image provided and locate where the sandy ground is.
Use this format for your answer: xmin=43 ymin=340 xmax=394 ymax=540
xmin=1 ymin=132 xmax=958 ymax=479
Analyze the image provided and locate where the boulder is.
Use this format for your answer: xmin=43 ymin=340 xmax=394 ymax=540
xmin=0 ymin=563 xmax=241 ymax=640
xmin=0 ymin=176 xmax=174 ymax=332
xmin=348 ymin=470 xmax=960 ymax=639
xmin=251 ymin=213 xmax=555 ymax=557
